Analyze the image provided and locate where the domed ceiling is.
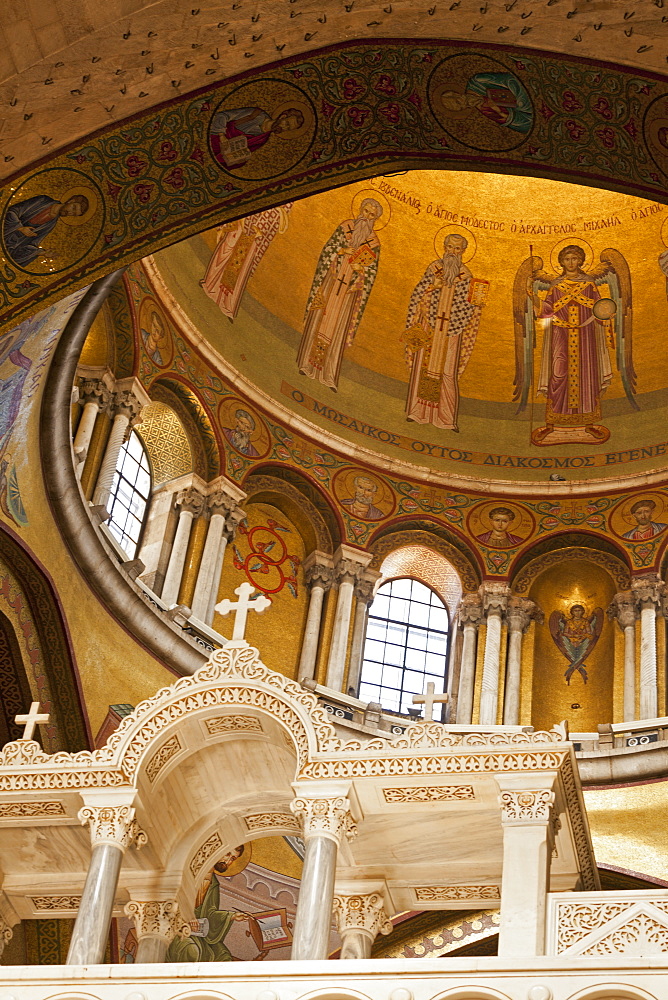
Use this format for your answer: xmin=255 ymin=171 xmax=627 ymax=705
xmin=151 ymin=169 xmax=668 ymax=484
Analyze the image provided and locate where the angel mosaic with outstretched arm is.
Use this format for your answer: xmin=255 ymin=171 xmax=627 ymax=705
xmin=549 ymin=604 xmax=603 ymax=685
xmin=513 ymin=244 xmax=636 ymax=446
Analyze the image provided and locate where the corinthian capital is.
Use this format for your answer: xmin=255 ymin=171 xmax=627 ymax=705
xmin=480 ymin=582 xmax=510 ymax=617
xmin=607 ymin=590 xmax=638 ymax=629
xmin=458 ymin=593 xmax=483 ymax=627
xmin=355 ymin=569 xmax=381 ymax=604
xmin=303 ymin=550 xmax=334 ymax=591
xmin=333 ymin=891 xmax=392 ymax=939
xmin=631 ymin=574 xmax=664 ymax=609
xmin=78 ymin=804 xmax=147 ymax=852
xmin=79 ymin=378 xmax=112 ymax=411
xmin=333 ymin=545 xmax=372 ymax=587
xmin=112 ymin=389 xmax=144 ymax=424
xmin=124 ymin=900 xmax=190 ymax=942
xmin=507 ymin=597 xmax=542 ymax=633
xmin=176 ymin=487 xmax=206 ymax=517
xmin=290 ymin=795 xmax=357 ymax=845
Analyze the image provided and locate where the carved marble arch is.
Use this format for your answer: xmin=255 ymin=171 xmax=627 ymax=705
xmin=511 ymin=535 xmax=631 ymax=595
xmin=245 ymin=464 xmax=342 ymax=551
xmin=243 ymin=473 xmax=333 ymax=555
xmin=368 ymin=524 xmax=480 ymax=594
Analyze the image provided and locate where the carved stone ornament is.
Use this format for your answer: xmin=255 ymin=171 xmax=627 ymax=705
xmin=176 ymin=487 xmax=206 ymax=517
xmin=79 ymin=378 xmax=112 ymax=412
xmin=333 ymin=892 xmax=392 ymax=938
xmin=124 ymin=900 xmax=190 ymax=941
xmin=480 ymin=582 xmax=510 ymax=617
xmin=208 ymin=492 xmax=247 ymax=539
xmin=78 ymin=804 xmax=147 ymax=852
xmin=607 ymin=591 xmax=638 ymax=630
xmin=290 ymin=795 xmax=358 ymax=845
xmin=354 ymin=576 xmax=377 ymax=604
xmin=458 ymin=593 xmax=483 ymax=628
xmin=414 ymin=885 xmax=500 ymax=902
xmin=507 ymin=597 xmax=542 ymax=632
xmin=499 ymin=788 xmax=556 ymax=824
xmin=112 ymin=388 xmax=144 ymax=423
xmin=334 ymin=558 xmax=366 ymax=587
xmin=553 ymin=896 xmax=668 ymax=956
xmin=631 ymin=574 xmax=664 ymax=609
xmin=0 ymin=914 xmax=12 ymax=950
xmin=304 ymin=560 xmax=334 ymax=592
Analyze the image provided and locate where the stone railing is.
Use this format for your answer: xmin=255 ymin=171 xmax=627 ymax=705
xmin=547 ymin=889 xmax=668 ymax=958
xmin=572 ymin=717 xmax=668 ymax=752
xmin=0 ymin=956 xmax=666 ymax=1000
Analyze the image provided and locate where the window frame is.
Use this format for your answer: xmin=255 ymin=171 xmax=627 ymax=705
xmin=106 ymin=429 xmax=153 ymax=559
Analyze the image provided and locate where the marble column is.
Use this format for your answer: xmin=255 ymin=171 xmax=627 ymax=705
xmin=290 ymin=788 xmax=357 ymax=960
xmin=496 ymin=777 xmax=558 ymax=957
xmin=479 ymin=584 xmax=510 ymax=726
xmin=632 ymin=575 xmax=664 ymax=720
xmin=347 ymin=571 xmax=381 ymax=696
xmin=333 ymin=885 xmax=392 ymax=958
xmin=161 ymin=487 xmax=206 ymax=607
xmin=503 ymin=598 xmax=540 ymax=726
xmin=191 ymin=488 xmax=246 ymax=624
xmin=124 ymin=900 xmax=189 ymax=963
xmin=73 ymin=379 xmax=111 ymax=477
xmin=326 ymin=546 xmax=372 ymax=692
xmin=92 ymin=385 xmax=146 ymax=512
xmin=608 ymin=591 xmax=639 ymax=723
xmin=456 ymin=595 xmax=482 ymax=725
xmin=298 ymin=551 xmax=334 ymax=682
xmin=67 ymin=797 xmax=146 ymax=965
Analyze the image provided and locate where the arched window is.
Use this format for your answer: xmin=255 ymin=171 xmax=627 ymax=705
xmin=359 ymin=577 xmax=450 ymax=715
xmin=107 ymin=430 xmax=151 ymax=558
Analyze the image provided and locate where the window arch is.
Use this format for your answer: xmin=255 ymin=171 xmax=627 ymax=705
xmin=107 ymin=430 xmax=151 ymax=558
xmin=359 ymin=577 xmax=450 ymax=715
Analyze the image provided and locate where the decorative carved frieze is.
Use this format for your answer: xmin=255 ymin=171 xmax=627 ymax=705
xmin=499 ymin=789 xmax=556 ymax=824
xmin=145 ymin=734 xmax=183 ymax=782
xmin=553 ymin=896 xmax=668 ymax=956
xmin=382 ymin=785 xmax=475 ymax=803
xmin=124 ymin=900 xmax=190 ymax=941
xmin=333 ymin=892 xmax=392 ymax=938
xmin=244 ymin=811 xmax=299 ymax=833
xmin=78 ymin=804 xmax=147 ymax=852
xmin=414 ymin=885 xmax=500 ymax=902
xmin=0 ymin=801 xmax=66 ymax=818
xmin=189 ymin=831 xmax=223 ymax=878
xmin=31 ymin=895 xmax=82 ymax=911
xmin=290 ymin=795 xmax=357 ymax=845
xmin=205 ymin=714 xmax=263 ymax=736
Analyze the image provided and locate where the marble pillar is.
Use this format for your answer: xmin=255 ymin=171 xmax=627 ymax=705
xmin=161 ymin=487 xmax=206 ymax=607
xmin=333 ymin=886 xmax=392 ymax=958
xmin=479 ymin=584 xmax=510 ymax=726
xmin=191 ymin=489 xmax=246 ymax=624
xmin=503 ymin=598 xmax=540 ymax=726
xmin=298 ymin=552 xmax=334 ymax=682
xmin=326 ymin=546 xmax=372 ymax=692
xmin=67 ymin=798 xmax=146 ymax=965
xmin=496 ymin=778 xmax=558 ymax=958
xmin=73 ymin=379 xmax=111 ymax=477
xmin=347 ymin=571 xmax=381 ymax=696
xmin=92 ymin=386 xmax=145 ymax=511
xmin=456 ymin=595 xmax=482 ymax=725
xmin=632 ymin=575 xmax=663 ymax=720
xmin=290 ymin=789 xmax=357 ymax=960
xmin=124 ymin=900 xmax=189 ymax=963
xmin=608 ymin=591 xmax=639 ymax=722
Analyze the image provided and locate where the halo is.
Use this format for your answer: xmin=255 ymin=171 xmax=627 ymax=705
xmin=57 ymin=186 xmax=98 ymax=227
xmin=272 ymin=100 xmax=315 ymax=141
xmin=550 ymin=236 xmax=593 ymax=274
xmin=433 ymin=224 xmax=476 ymax=263
xmin=660 ymin=215 xmax=668 ymax=248
xmin=430 ymin=80 xmax=475 ymax=121
xmin=213 ymin=841 xmax=252 ymax=878
xmin=618 ymin=492 xmax=667 ymax=526
xmin=351 ymin=188 xmax=391 ymax=230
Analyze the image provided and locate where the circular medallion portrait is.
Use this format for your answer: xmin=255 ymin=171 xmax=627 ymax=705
xmin=467 ymin=501 xmax=534 ymax=550
xmin=332 ymin=468 xmax=395 ymax=523
xmin=610 ymin=493 xmax=668 ymax=542
xmin=138 ymin=298 xmax=175 ymax=370
xmin=1 ymin=167 xmax=105 ymax=276
xmin=428 ymin=53 xmax=534 ymax=152
xmin=218 ymin=396 xmax=271 ymax=459
xmin=208 ymin=78 xmax=317 ymax=181
xmin=643 ymin=93 xmax=668 ymax=178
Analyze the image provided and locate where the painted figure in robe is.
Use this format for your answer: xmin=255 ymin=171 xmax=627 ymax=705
xmin=297 ymin=198 xmax=382 ymax=390
xmin=201 ymin=204 xmax=292 ymax=320
xmin=210 ymin=107 xmax=305 ymax=170
xmin=3 ymin=194 xmax=89 ymax=267
xmin=622 ymin=498 xmax=667 ymax=540
xmin=514 ymin=244 xmax=636 ymax=446
xmin=549 ymin=604 xmax=603 ymax=685
xmin=401 ymin=233 xmax=489 ymax=431
xmin=439 ymin=71 xmax=533 ymax=136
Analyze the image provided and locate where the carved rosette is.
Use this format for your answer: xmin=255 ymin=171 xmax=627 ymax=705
xmin=499 ymin=789 xmax=559 ymax=841
xmin=79 ymin=378 xmax=112 ymax=413
xmin=333 ymin=892 xmax=392 ymax=939
xmin=176 ymin=487 xmax=206 ymax=518
xmin=290 ymin=795 xmax=357 ymax=845
xmin=124 ymin=900 xmax=190 ymax=942
xmin=607 ymin=591 xmax=638 ymax=630
xmin=78 ymin=804 xmax=147 ymax=852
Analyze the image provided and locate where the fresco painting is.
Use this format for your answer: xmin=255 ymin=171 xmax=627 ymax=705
xmin=549 ymin=604 xmax=604 ymax=686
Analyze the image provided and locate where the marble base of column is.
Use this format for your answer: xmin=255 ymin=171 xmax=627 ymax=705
xmin=67 ymin=843 xmax=123 ymax=964
xmin=135 ymin=935 xmax=169 ymax=963
xmin=340 ymin=928 xmax=372 ymax=959
xmin=291 ymin=835 xmax=337 ymax=960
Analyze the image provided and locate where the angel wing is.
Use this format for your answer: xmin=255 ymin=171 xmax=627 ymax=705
xmin=591 ymin=248 xmax=637 ymax=410
xmin=513 ymin=255 xmax=552 ymax=413
xmin=548 ymin=610 xmax=569 ymax=660
xmin=588 ymin=607 xmax=604 ymax=645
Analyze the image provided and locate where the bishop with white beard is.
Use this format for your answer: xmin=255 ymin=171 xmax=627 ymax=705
xmin=402 ymin=233 xmax=489 ymax=431
xmin=298 ymin=198 xmax=383 ymax=390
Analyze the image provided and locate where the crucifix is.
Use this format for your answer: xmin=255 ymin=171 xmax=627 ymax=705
xmin=413 ymin=682 xmax=449 ymax=722
xmin=14 ymin=702 xmax=50 ymax=741
xmin=215 ymin=581 xmax=271 ymax=640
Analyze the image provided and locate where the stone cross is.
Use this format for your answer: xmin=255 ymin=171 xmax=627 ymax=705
xmin=14 ymin=702 xmax=50 ymax=740
xmin=215 ymin=581 xmax=271 ymax=640
xmin=413 ymin=682 xmax=449 ymax=722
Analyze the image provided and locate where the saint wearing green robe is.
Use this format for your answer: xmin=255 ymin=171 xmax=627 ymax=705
xmin=167 ymin=873 xmax=240 ymax=962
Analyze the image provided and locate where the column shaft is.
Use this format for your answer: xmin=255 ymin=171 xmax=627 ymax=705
xmin=347 ymin=598 xmax=369 ymax=696
xmin=503 ymin=624 xmax=524 ymax=726
xmin=457 ymin=622 xmax=478 ymax=724
xmin=135 ymin=935 xmax=169 ymax=963
xmin=161 ymin=509 xmax=195 ymax=606
xmin=498 ymin=824 xmax=550 ymax=957
xmin=67 ymin=843 xmax=123 ymax=964
xmin=291 ymin=836 xmax=337 ymax=960
xmin=73 ymin=400 xmax=100 ymax=473
xmin=480 ymin=610 xmax=503 ymax=725
xmin=640 ymin=603 xmax=658 ymax=719
xmin=299 ymin=583 xmax=326 ymax=681
xmin=623 ymin=623 xmax=636 ymax=723
xmin=340 ymin=929 xmax=372 ymax=959
xmin=326 ymin=579 xmax=355 ymax=691
xmin=92 ymin=411 xmax=129 ymax=510
xmin=191 ymin=512 xmax=225 ymax=621
xmin=207 ymin=534 xmax=230 ymax=625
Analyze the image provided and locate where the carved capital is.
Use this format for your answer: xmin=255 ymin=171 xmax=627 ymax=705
xmin=0 ymin=913 xmax=12 ymax=955
xmin=290 ymin=796 xmax=357 ymax=845
xmin=333 ymin=891 xmax=392 ymax=940
xmin=334 ymin=559 xmax=366 ymax=587
xmin=458 ymin=593 xmax=483 ymax=627
xmin=78 ymin=804 xmax=147 ymax=852
xmin=354 ymin=574 xmax=378 ymax=604
xmin=112 ymin=388 xmax=144 ymax=424
xmin=302 ymin=551 xmax=334 ymax=591
xmin=79 ymin=378 xmax=112 ymax=412
xmin=631 ymin=574 xmax=664 ymax=609
xmin=507 ymin=597 xmax=542 ymax=633
xmin=499 ymin=788 xmax=556 ymax=826
xmin=480 ymin=582 xmax=510 ymax=618
xmin=124 ymin=900 xmax=190 ymax=942
xmin=608 ymin=590 xmax=638 ymax=629
xmin=176 ymin=487 xmax=206 ymax=517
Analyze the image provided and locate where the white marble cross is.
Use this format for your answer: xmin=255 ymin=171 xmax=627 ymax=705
xmin=413 ymin=682 xmax=449 ymax=722
xmin=14 ymin=702 xmax=50 ymax=740
xmin=215 ymin=581 xmax=271 ymax=640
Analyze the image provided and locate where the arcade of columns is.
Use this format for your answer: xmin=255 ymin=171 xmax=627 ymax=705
xmin=73 ymin=372 xmax=666 ymax=725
